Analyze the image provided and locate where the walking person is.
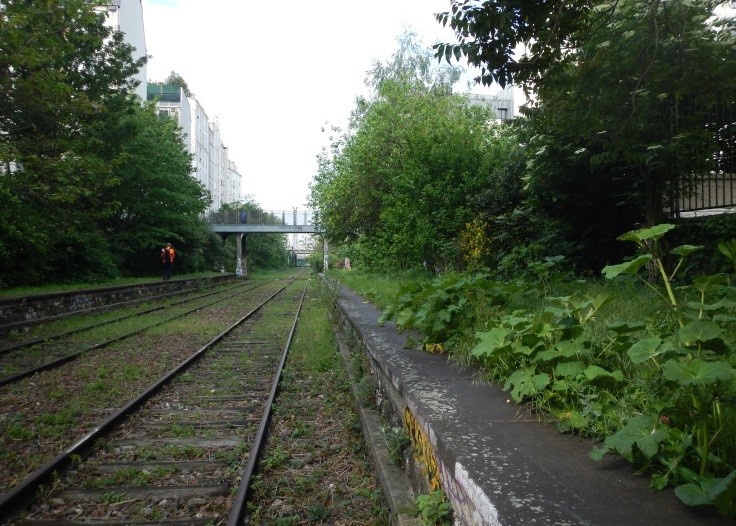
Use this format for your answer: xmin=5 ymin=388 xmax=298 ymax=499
xmin=161 ymin=242 xmax=176 ymax=280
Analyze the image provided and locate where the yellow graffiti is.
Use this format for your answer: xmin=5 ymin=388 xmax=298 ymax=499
xmin=404 ymin=407 xmax=441 ymax=491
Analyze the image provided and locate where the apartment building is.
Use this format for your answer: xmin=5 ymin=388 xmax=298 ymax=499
xmin=99 ymin=0 xmax=148 ymax=100
xmin=147 ymin=85 xmax=241 ymax=213
xmin=466 ymin=86 xmax=515 ymax=121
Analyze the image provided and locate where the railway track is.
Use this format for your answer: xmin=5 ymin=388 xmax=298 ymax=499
xmin=0 ymin=277 xmax=237 ymax=338
xmin=1 ymin=272 xmax=308 ymax=525
xmin=0 ymin=279 xmax=273 ymax=387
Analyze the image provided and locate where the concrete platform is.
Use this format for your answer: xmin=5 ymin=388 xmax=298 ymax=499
xmin=333 ymin=282 xmax=731 ymax=526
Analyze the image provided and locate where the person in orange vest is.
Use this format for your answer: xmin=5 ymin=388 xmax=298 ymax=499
xmin=161 ymin=242 xmax=176 ymax=280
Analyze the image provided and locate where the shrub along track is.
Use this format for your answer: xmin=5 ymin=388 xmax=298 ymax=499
xmin=0 ymin=272 xmax=301 ymax=502
xmin=0 ymin=279 xmax=273 ymax=386
xmin=1 ymin=271 xmax=307 ymax=525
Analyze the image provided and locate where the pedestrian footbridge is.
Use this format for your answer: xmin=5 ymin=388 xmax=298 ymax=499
xmin=207 ymin=209 xmax=323 ymax=234
xmin=206 ymin=209 xmax=327 ymax=276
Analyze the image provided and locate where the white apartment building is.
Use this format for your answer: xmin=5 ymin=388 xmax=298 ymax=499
xmin=466 ymin=86 xmax=515 ymax=121
xmin=227 ymin=161 xmax=243 ymax=206
xmin=99 ymin=0 xmax=148 ymax=100
xmin=148 ymin=87 xmax=240 ymax=212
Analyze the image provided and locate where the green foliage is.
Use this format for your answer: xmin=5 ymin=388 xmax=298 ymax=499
xmin=382 ymin=224 xmax=736 ymax=516
xmin=434 ymin=0 xmax=593 ymax=88
xmin=381 ymin=426 xmax=411 ymax=467
xmin=415 ymin=489 xmax=452 ymax=526
xmin=595 ymin=224 xmax=736 ymax=514
xmin=311 ymin=32 xmax=516 ymax=271
xmin=381 ymin=272 xmax=513 ymax=348
xmin=519 ymin=0 xmax=736 ymax=271
xmin=0 ymin=1 xmax=233 ymax=285
xmin=101 ymin=102 xmax=209 ymax=269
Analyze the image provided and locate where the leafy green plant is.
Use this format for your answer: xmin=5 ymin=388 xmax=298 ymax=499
xmin=415 ymin=489 xmax=452 ymax=526
xmin=381 ymin=224 xmax=736 ymax=516
xmin=381 ymin=272 xmax=514 ymax=349
xmin=596 ymin=224 xmax=736 ymax=514
xmin=381 ymin=426 xmax=411 ymax=466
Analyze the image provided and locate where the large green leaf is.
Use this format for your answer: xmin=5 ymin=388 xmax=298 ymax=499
xmin=718 ymin=239 xmax=736 ymax=263
xmin=534 ymin=339 xmax=587 ymax=362
xmin=601 ymin=255 xmax=652 ymax=279
xmin=601 ymin=414 xmax=667 ymax=459
xmin=685 ymin=298 xmax=736 ymax=312
xmin=675 ymin=470 xmax=736 ymax=514
xmin=678 ymin=320 xmax=723 ymax=345
xmin=584 ymin=365 xmax=624 ymax=382
xmin=627 ymin=336 xmax=672 ymax=364
xmin=669 ymin=244 xmax=702 ymax=257
xmin=617 ymin=224 xmax=675 ymax=243
xmin=470 ymin=328 xmax=510 ymax=358
xmin=662 ymin=358 xmax=734 ymax=386
xmin=554 ymin=361 xmax=585 ymax=378
xmin=503 ymin=370 xmax=550 ymax=402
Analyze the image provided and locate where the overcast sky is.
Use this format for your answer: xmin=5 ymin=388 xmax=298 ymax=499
xmin=140 ymin=0 xmax=504 ymax=211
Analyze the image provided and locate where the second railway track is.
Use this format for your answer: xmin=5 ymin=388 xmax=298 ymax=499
xmin=0 ymin=278 xmax=276 ymax=387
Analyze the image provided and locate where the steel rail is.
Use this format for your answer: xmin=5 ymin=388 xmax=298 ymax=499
xmin=0 ymin=274 xmax=302 ymax=522
xmin=0 ymin=280 xmax=260 ymax=355
xmin=0 ymin=280 xmax=276 ymax=387
xmin=227 ymin=279 xmax=309 ymax=525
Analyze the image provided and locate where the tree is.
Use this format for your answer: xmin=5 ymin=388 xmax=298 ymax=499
xmin=434 ymin=0 xmax=595 ymax=89
xmin=164 ymin=71 xmax=191 ymax=97
xmin=522 ymin=0 xmax=736 ymax=268
xmin=0 ymin=0 xmax=147 ymax=284
xmin=100 ymin=102 xmax=211 ymax=274
xmin=310 ymin=32 xmax=514 ymax=270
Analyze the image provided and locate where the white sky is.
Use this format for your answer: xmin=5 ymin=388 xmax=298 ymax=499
xmin=140 ymin=0 xmax=504 ymax=211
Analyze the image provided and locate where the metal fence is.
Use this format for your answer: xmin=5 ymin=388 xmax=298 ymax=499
xmin=207 ymin=209 xmax=317 ymax=226
xmin=671 ymin=101 xmax=736 ymax=217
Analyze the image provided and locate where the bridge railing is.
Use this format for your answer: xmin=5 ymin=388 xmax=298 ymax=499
xmin=206 ymin=210 xmax=318 ymax=227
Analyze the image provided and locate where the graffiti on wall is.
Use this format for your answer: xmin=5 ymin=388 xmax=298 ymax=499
xmin=404 ymin=406 xmax=441 ymax=491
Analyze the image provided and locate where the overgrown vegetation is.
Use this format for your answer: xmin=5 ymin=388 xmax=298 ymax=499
xmin=0 ymin=1 xmax=287 ymax=288
xmin=374 ymin=225 xmax=736 ymax=516
xmin=310 ymin=6 xmax=736 ymax=514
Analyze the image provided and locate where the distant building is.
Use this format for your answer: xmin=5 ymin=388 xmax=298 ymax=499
xmin=98 ymin=0 xmax=148 ymax=100
xmin=466 ymin=86 xmax=515 ymax=121
xmin=147 ymin=84 xmax=192 ymax=150
xmin=227 ymin=161 xmax=243 ymax=206
xmin=147 ymin=85 xmax=241 ymax=213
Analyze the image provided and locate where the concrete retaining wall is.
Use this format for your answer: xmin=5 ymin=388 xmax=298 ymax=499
xmin=0 ymin=275 xmax=236 ymax=335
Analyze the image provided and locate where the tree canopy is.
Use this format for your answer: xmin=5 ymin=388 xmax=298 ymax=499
xmin=310 ymin=33 xmax=517 ymax=270
xmin=0 ymin=0 xmax=224 ymax=286
xmin=433 ymin=0 xmax=736 ymax=270
xmin=434 ymin=0 xmax=595 ymax=88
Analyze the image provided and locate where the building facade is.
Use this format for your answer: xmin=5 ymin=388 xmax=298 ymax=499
xmin=99 ymin=0 xmax=148 ymax=100
xmin=466 ymin=86 xmax=515 ymax=121
xmin=227 ymin=161 xmax=243 ymax=206
xmin=109 ymin=0 xmax=241 ymax=214
xmin=147 ymin=85 xmax=241 ymax=213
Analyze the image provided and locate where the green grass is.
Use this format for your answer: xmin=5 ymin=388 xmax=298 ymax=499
xmin=246 ymin=276 xmax=390 ymax=524
xmin=327 ymin=268 xmax=430 ymax=309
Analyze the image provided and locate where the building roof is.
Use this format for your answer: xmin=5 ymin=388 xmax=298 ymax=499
xmin=147 ymin=84 xmax=181 ymax=103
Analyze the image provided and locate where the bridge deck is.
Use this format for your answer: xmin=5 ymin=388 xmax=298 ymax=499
xmin=211 ymin=224 xmax=323 ymax=234
xmin=207 ymin=210 xmax=323 ymax=235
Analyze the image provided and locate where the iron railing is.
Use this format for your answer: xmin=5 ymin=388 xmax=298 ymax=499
xmin=207 ymin=210 xmax=317 ymax=226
